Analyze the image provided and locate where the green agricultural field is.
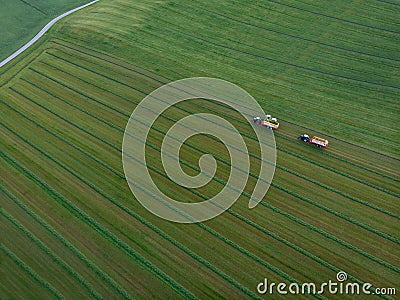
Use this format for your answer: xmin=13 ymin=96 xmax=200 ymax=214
xmin=1 ymin=0 xmax=399 ymax=299
xmin=0 ymin=0 xmax=90 ymax=61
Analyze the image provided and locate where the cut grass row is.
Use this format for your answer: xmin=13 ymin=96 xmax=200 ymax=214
xmin=0 ymin=244 xmax=63 ymax=299
xmin=0 ymin=149 xmax=197 ymax=300
xmin=3 ymin=83 xmax=396 ymax=294
xmin=0 ymin=94 xmax=388 ymax=283
xmin=1 ymin=208 xmax=102 ymax=299
xmin=2 ymin=87 xmax=398 ymax=275
xmin=0 ymin=184 xmax=132 ymax=300
xmin=21 ymin=44 xmax=400 ymax=239
xmin=0 ymin=106 xmax=384 ymax=298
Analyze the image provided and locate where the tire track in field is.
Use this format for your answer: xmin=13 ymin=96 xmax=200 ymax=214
xmin=19 ymin=0 xmax=47 ymax=15
xmin=97 ymin=4 xmax=399 ymax=89
xmin=259 ymin=0 xmax=400 ymax=34
xmin=170 ymin=2 xmax=400 ymax=62
xmin=164 ymin=25 xmax=400 ymax=90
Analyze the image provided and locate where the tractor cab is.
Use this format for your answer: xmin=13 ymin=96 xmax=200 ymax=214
xmin=298 ymin=134 xmax=310 ymax=142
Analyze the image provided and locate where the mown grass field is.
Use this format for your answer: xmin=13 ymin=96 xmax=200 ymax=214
xmin=1 ymin=0 xmax=399 ymax=299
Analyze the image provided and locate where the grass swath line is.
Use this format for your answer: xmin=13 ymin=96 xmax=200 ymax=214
xmin=0 ymin=243 xmax=64 ymax=299
xmin=20 ymin=69 xmax=400 ymax=241
xmin=1 ymin=209 xmax=102 ymax=299
xmin=20 ymin=72 xmax=400 ymax=241
xmin=0 ymin=185 xmax=133 ymax=300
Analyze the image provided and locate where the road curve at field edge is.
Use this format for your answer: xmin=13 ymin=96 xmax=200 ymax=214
xmin=0 ymin=0 xmax=99 ymax=68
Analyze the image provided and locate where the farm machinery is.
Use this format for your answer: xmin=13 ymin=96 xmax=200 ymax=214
xmin=253 ymin=115 xmax=279 ymax=129
xmin=299 ymin=134 xmax=329 ymax=148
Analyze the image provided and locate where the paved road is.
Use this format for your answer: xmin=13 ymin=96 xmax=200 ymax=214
xmin=0 ymin=0 xmax=99 ymax=68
